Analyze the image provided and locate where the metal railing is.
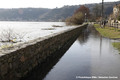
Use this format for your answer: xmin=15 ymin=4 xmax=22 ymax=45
xmin=109 ymin=23 xmax=120 ymax=28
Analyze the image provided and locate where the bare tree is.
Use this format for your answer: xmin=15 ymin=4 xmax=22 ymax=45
xmin=0 ymin=28 xmax=26 ymax=43
xmin=16 ymin=32 xmax=27 ymax=42
xmin=0 ymin=28 xmax=16 ymax=42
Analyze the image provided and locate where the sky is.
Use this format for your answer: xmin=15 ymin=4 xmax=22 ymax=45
xmin=0 ymin=0 xmax=120 ymax=9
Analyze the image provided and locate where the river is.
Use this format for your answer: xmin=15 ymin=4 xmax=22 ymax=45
xmin=22 ymin=24 xmax=120 ymax=80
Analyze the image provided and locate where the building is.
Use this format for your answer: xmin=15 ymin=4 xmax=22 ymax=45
xmin=108 ymin=4 xmax=120 ymax=27
xmin=113 ymin=4 xmax=120 ymax=19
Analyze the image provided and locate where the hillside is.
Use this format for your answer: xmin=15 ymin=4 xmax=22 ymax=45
xmin=0 ymin=1 xmax=119 ymax=21
xmin=39 ymin=6 xmax=79 ymax=21
xmin=0 ymin=8 xmax=51 ymax=21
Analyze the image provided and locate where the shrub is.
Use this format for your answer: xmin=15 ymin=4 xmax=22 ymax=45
xmin=65 ymin=12 xmax=84 ymax=25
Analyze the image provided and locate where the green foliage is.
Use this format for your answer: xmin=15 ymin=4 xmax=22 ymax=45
xmin=65 ymin=12 xmax=84 ymax=25
xmin=112 ymin=42 xmax=120 ymax=53
xmin=94 ymin=24 xmax=100 ymax=27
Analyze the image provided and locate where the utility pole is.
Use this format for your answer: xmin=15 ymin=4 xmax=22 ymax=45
xmin=101 ymin=0 xmax=104 ymax=28
xmin=85 ymin=13 xmax=86 ymax=22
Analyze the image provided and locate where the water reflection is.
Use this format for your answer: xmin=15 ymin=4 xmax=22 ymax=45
xmin=43 ymin=25 xmax=120 ymax=80
xmin=77 ymin=28 xmax=89 ymax=45
xmin=21 ymin=31 xmax=79 ymax=80
xmin=22 ymin=24 xmax=120 ymax=80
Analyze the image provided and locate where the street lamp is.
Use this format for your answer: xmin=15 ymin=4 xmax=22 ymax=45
xmin=102 ymin=0 xmax=104 ymax=18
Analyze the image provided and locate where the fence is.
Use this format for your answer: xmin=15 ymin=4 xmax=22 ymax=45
xmin=108 ymin=23 xmax=120 ymax=28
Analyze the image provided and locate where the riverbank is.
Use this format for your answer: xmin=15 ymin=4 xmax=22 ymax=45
xmin=94 ymin=24 xmax=120 ymax=39
xmin=94 ymin=24 xmax=120 ymax=52
xmin=112 ymin=42 xmax=120 ymax=53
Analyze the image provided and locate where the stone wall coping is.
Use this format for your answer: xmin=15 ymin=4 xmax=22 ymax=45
xmin=0 ymin=23 xmax=87 ymax=57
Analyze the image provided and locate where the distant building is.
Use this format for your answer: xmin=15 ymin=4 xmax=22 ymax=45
xmin=113 ymin=4 xmax=120 ymax=19
xmin=108 ymin=4 xmax=120 ymax=26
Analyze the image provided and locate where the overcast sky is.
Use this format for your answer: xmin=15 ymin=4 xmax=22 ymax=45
xmin=0 ymin=0 xmax=120 ymax=8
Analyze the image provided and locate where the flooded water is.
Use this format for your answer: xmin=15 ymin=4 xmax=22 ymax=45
xmin=0 ymin=21 xmax=72 ymax=41
xmin=22 ymin=24 xmax=120 ymax=80
xmin=0 ymin=21 xmax=75 ymax=48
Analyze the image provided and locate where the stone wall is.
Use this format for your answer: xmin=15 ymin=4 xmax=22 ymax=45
xmin=0 ymin=24 xmax=87 ymax=80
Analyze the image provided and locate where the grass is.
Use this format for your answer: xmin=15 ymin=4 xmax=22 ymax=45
xmin=94 ymin=24 xmax=120 ymax=53
xmin=112 ymin=42 xmax=120 ymax=53
xmin=94 ymin=24 xmax=120 ymax=39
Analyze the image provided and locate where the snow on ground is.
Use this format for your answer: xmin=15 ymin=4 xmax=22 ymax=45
xmin=0 ymin=21 xmax=78 ymax=49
